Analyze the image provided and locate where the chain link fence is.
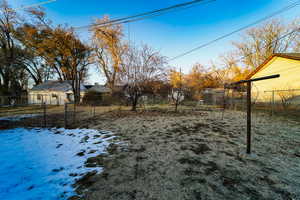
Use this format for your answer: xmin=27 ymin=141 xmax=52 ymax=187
xmin=258 ymin=89 xmax=300 ymax=119
xmin=0 ymin=95 xmax=109 ymax=129
xmin=195 ymin=87 xmax=300 ymax=122
xmin=219 ymin=87 xmax=300 ymax=121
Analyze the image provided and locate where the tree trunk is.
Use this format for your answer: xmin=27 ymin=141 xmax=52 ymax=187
xmin=175 ymin=101 xmax=178 ymax=112
xmin=131 ymin=103 xmax=137 ymax=111
xmin=131 ymin=95 xmax=138 ymax=111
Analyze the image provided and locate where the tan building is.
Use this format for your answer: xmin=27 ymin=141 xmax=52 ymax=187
xmin=203 ymin=88 xmax=225 ymax=105
xmin=247 ymin=53 xmax=300 ymax=103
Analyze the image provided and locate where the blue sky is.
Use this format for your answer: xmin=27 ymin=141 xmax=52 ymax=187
xmin=9 ymin=0 xmax=300 ymax=84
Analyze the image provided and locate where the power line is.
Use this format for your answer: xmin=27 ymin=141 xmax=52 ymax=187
xmin=74 ymin=0 xmax=215 ymax=30
xmin=168 ymin=0 xmax=300 ymax=62
xmin=12 ymin=0 xmax=57 ymax=11
xmin=88 ymin=2 xmax=206 ymax=28
xmin=98 ymin=0 xmax=215 ymax=27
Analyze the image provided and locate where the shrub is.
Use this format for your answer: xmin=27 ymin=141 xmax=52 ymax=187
xmin=82 ymin=91 xmax=103 ymax=105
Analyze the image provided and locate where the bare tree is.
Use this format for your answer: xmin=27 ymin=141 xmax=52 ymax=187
xmin=0 ymin=0 xmax=25 ymax=96
xmin=233 ymin=20 xmax=300 ymax=69
xmin=121 ymin=44 xmax=167 ymax=111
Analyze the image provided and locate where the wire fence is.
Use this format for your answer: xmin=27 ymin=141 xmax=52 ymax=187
xmin=256 ymin=89 xmax=300 ymax=119
xmin=214 ymin=87 xmax=300 ymax=121
xmin=1 ymin=88 xmax=300 ymax=129
xmin=0 ymin=95 xmax=107 ymax=129
xmin=196 ymin=87 xmax=300 ymax=122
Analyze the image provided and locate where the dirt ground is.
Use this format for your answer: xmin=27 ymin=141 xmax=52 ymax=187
xmin=72 ymin=109 xmax=300 ymax=200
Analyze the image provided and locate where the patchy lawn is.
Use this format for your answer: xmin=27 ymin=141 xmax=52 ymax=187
xmin=73 ymin=109 xmax=300 ymax=200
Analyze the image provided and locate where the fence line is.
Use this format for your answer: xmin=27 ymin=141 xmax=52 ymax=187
xmin=0 ymin=99 xmax=100 ymax=129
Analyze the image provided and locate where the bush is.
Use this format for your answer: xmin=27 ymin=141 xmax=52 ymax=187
xmin=82 ymin=91 xmax=103 ymax=105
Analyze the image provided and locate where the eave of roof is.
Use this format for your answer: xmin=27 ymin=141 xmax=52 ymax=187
xmin=246 ymin=53 xmax=300 ymax=80
xmin=30 ymin=80 xmax=86 ymax=92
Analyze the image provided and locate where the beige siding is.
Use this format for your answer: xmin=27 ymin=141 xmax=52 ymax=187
xmin=251 ymin=57 xmax=300 ymax=102
xmin=28 ymin=91 xmax=86 ymax=105
xmin=28 ymin=91 xmax=67 ymax=105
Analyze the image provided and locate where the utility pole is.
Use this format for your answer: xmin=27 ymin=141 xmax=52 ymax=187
xmin=225 ymin=74 xmax=280 ymax=154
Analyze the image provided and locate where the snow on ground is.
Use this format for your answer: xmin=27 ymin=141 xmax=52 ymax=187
xmin=0 ymin=128 xmax=116 ymax=200
xmin=0 ymin=114 xmax=41 ymax=121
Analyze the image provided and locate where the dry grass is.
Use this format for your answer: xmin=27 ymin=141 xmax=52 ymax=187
xmin=70 ymin=109 xmax=300 ymax=200
xmin=1 ymin=105 xmax=300 ymax=199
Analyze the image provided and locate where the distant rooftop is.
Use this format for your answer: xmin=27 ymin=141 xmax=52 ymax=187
xmin=31 ymin=80 xmax=86 ymax=92
xmin=88 ymin=85 xmax=111 ymax=93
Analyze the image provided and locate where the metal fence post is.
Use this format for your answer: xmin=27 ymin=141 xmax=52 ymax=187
xmin=43 ymin=102 xmax=46 ymax=127
xmin=73 ymin=103 xmax=76 ymax=124
xmin=64 ymin=103 xmax=67 ymax=128
xmin=231 ymin=90 xmax=234 ymax=109
xmin=93 ymin=105 xmax=96 ymax=117
xmin=271 ymin=90 xmax=275 ymax=116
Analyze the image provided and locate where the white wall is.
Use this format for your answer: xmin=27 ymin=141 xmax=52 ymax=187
xmin=28 ymin=91 xmax=86 ymax=105
xmin=28 ymin=91 xmax=66 ymax=105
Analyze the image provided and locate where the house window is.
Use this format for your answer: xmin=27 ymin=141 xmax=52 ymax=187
xmin=37 ymin=94 xmax=42 ymax=100
xmin=52 ymin=94 xmax=58 ymax=98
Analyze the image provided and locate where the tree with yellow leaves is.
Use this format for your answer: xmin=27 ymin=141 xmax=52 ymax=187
xmin=218 ymin=52 xmax=251 ymax=83
xmin=18 ymin=22 xmax=92 ymax=103
xmin=91 ymin=16 xmax=127 ymax=92
xmin=169 ymin=68 xmax=185 ymax=112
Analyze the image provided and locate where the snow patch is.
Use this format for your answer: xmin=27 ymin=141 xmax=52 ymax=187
xmin=0 ymin=128 xmax=116 ymax=200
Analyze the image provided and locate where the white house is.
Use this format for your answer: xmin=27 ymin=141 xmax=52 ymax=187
xmin=28 ymin=80 xmax=87 ymax=105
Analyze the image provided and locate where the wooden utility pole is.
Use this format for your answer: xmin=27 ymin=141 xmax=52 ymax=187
xmin=226 ymin=74 xmax=280 ymax=154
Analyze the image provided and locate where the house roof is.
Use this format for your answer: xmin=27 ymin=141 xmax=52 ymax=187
xmin=88 ymin=85 xmax=111 ymax=93
xmin=274 ymin=53 xmax=300 ymax=60
xmin=246 ymin=53 xmax=300 ymax=79
xmin=31 ymin=80 xmax=86 ymax=92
